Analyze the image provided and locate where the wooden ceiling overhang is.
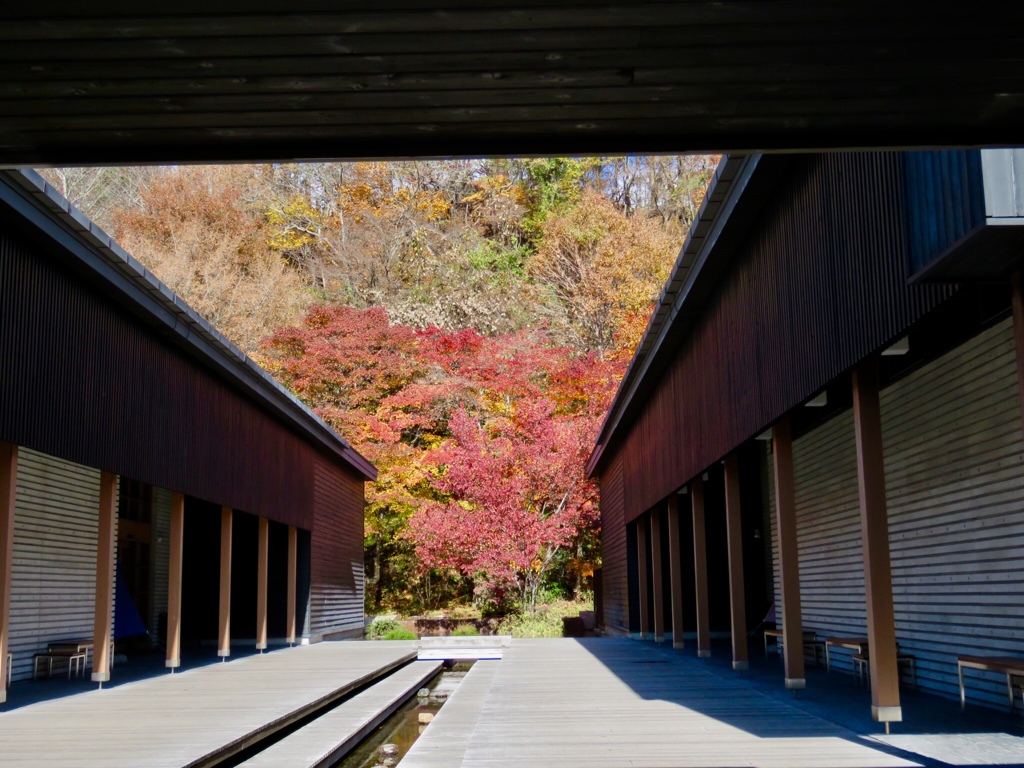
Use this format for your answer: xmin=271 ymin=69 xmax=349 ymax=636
xmin=2 ymin=2 xmax=1024 ymax=166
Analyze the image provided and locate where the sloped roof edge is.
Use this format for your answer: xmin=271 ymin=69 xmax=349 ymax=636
xmin=586 ymin=153 xmax=761 ymax=478
xmin=0 ymin=168 xmax=377 ymax=482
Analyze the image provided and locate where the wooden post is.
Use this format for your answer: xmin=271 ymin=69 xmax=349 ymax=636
xmin=773 ymin=416 xmax=806 ymax=689
xmin=667 ymin=494 xmax=685 ymax=649
xmin=287 ymin=526 xmax=298 ymax=645
xmin=218 ymin=506 xmax=232 ymax=659
xmin=692 ymin=475 xmax=711 ymax=658
xmin=0 ymin=443 xmax=17 ymax=704
xmin=853 ymin=360 xmax=902 ymax=724
xmin=92 ymin=471 xmax=117 ymax=684
xmin=166 ymin=491 xmax=184 ymax=670
xmin=724 ymin=454 xmax=749 ymax=671
xmin=650 ymin=506 xmax=665 ymax=643
xmin=636 ymin=516 xmax=650 ymax=639
xmin=256 ymin=517 xmax=269 ymax=651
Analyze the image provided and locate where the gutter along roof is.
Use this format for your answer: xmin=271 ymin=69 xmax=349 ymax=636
xmin=0 ymin=169 xmax=377 ymax=482
xmin=586 ymin=153 xmax=786 ymax=478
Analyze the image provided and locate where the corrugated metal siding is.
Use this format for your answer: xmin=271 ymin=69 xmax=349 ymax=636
xmin=883 ymin=317 xmax=1024 ymax=708
xmin=309 ymin=459 xmax=364 ymax=638
xmin=8 ymin=448 xmax=113 ymax=682
xmin=613 ymin=152 xmax=953 ymax=524
xmin=150 ymin=486 xmax=171 ymax=646
xmin=0 ymin=224 xmax=322 ymax=530
xmin=768 ymin=414 xmax=866 ymax=644
xmin=598 ymin=451 xmax=627 ymax=632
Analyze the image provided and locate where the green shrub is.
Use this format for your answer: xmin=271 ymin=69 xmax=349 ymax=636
xmin=451 ymin=623 xmax=479 ymax=636
xmin=367 ymin=617 xmax=401 ymax=639
xmin=383 ymin=627 xmax=418 ymax=640
xmin=448 ymin=604 xmax=481 ymax=620
xmin=497 ymin=599 xmax=594 ymax=638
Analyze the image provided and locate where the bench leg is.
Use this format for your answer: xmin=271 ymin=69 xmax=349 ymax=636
xmin=959 ymin=664 xmax=966 ymax=712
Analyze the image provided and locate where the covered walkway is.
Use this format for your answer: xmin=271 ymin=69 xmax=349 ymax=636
xmin=404 ymin=638 xmax=1024 ymax=768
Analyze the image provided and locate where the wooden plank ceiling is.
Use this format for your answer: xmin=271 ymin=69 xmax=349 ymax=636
xmin=1 ymin=2 xmax=1023 ymax=166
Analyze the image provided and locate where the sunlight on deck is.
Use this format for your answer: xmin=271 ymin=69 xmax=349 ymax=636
xmin=405 ymin=638 xmax=921 ymax=768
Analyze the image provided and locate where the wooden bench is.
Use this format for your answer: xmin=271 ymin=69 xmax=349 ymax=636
xmin=32 ymin=650 xmax=86 ymax=680
xmin=47 ymin=639 xmax=113 ymax=671
xmin=824 ymin=637 xmax=869 ymax=674
xmin=768 ymin=629 xmax=825 ymax=666
xmin=957 ymin=655 xmax=1024 ymax=712
xmin=851 ymin=651 xmax=916 ymax=689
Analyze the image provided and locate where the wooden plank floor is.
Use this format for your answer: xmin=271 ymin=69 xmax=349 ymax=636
xmin=238 ymin=660 xmax=441 ymax=768
xmin=405 ymin=639 xmax=921 ymax=768
xmin=400 ymin=660 xmax=501 ymax=768
xmin=0 ymin=641 xmax=416 ymax=768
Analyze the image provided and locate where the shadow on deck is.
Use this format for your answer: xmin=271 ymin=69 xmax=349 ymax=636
xmin=1 ymin=646 xmax=267 ymax=712
xmin=582 ymin=637 xmax=1024 ymax=768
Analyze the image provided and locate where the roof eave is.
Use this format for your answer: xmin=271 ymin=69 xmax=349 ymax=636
xmin=0 ymin=169 xmax=377 ymax=481
xmin=586 ymin=153 xmax=762 ymax=478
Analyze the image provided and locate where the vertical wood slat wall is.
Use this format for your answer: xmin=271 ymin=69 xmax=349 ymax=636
xmin=614 ymin=153 xmax=953 ymax=525
xmin=9 ymin=448 xmax=115 ymax=682
xmin=768 ymin=318 xmax=1024 ymax=709
xmin=309 ymin=459 xmax=365 ymax=639
xmin=598 ymin=451 xmax=628 ymax=633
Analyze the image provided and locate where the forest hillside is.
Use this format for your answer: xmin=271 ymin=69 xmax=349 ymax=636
xmin=40 ymin=156 xmax=716 ymax=619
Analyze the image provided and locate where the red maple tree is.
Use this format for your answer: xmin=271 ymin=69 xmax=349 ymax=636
xmin=263 ymin=305 xmax=623 ymax=612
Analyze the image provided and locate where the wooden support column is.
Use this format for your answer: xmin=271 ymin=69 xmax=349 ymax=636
xmin=636 ymin=516 xmax=650 ymax=639
xmin=166 ymin=491 xmax=184 ymax=670
xmin=650 ymin=506 xmax=665 ymax=643
xmin=853 ymin=360 xmax=902 ymax=724
xmin=218 ymin=506 xmax=232 ymax=659
xmin=724 ymin=454 xmax=749 ymax=671
xmin=692 ymin=476 xmax=711 ymax=658
xmin=256 ymin=517 xmax=269 ymax=651
xmin=286 ymin=526 xmax=298 ymax=645
xmin=666 ymin=494 xmax=685 ymax=649
xmin=92 ymin=471 xmax=117 ymax=684
xmin=0 ymin=443 xmax=17 ymax=704
xmin=773 ymin=416 xmax=806 ymax=689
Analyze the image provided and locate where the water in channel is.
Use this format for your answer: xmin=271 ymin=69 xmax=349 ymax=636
xmin=331 ymin=661 xmax=473 ymax=767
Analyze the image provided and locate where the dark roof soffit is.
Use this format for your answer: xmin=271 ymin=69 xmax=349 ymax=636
xmin=585 ymin=153 xmax=760 ymax=477
xmin=0 ymin=169 xmax=377 ymax=481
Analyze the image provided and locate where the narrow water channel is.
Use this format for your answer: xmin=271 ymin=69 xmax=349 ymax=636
xmin=331 ymin=661 xmax=473 ymax=768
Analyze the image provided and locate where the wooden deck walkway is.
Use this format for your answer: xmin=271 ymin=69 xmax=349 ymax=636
xmin=402 ymin=638 xmax=921 ymax=768
xmin=238 ymin=660 xmax=441 ymax=768
xmin=399 ymin=660 xmax=501 ymax=767
xmin=0 ymin=641 xmax=416 ymax=767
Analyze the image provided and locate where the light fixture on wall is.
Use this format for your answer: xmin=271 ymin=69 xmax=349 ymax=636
xmin=882 ymin=336 xmax=910 ymax=356
xmin=805 ymin=391 xmax=828 ymax=407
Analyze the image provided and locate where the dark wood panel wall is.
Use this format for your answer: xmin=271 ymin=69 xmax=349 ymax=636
xmin=598 ymin=451 xmax=628 ymax=633
xmin=0 ymin=215 xmax=349 ymax=530
xmin=607 ymin=152 xmax=953 ymax=523
xmin=309 ymin=459 xmax=366 ymax=638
